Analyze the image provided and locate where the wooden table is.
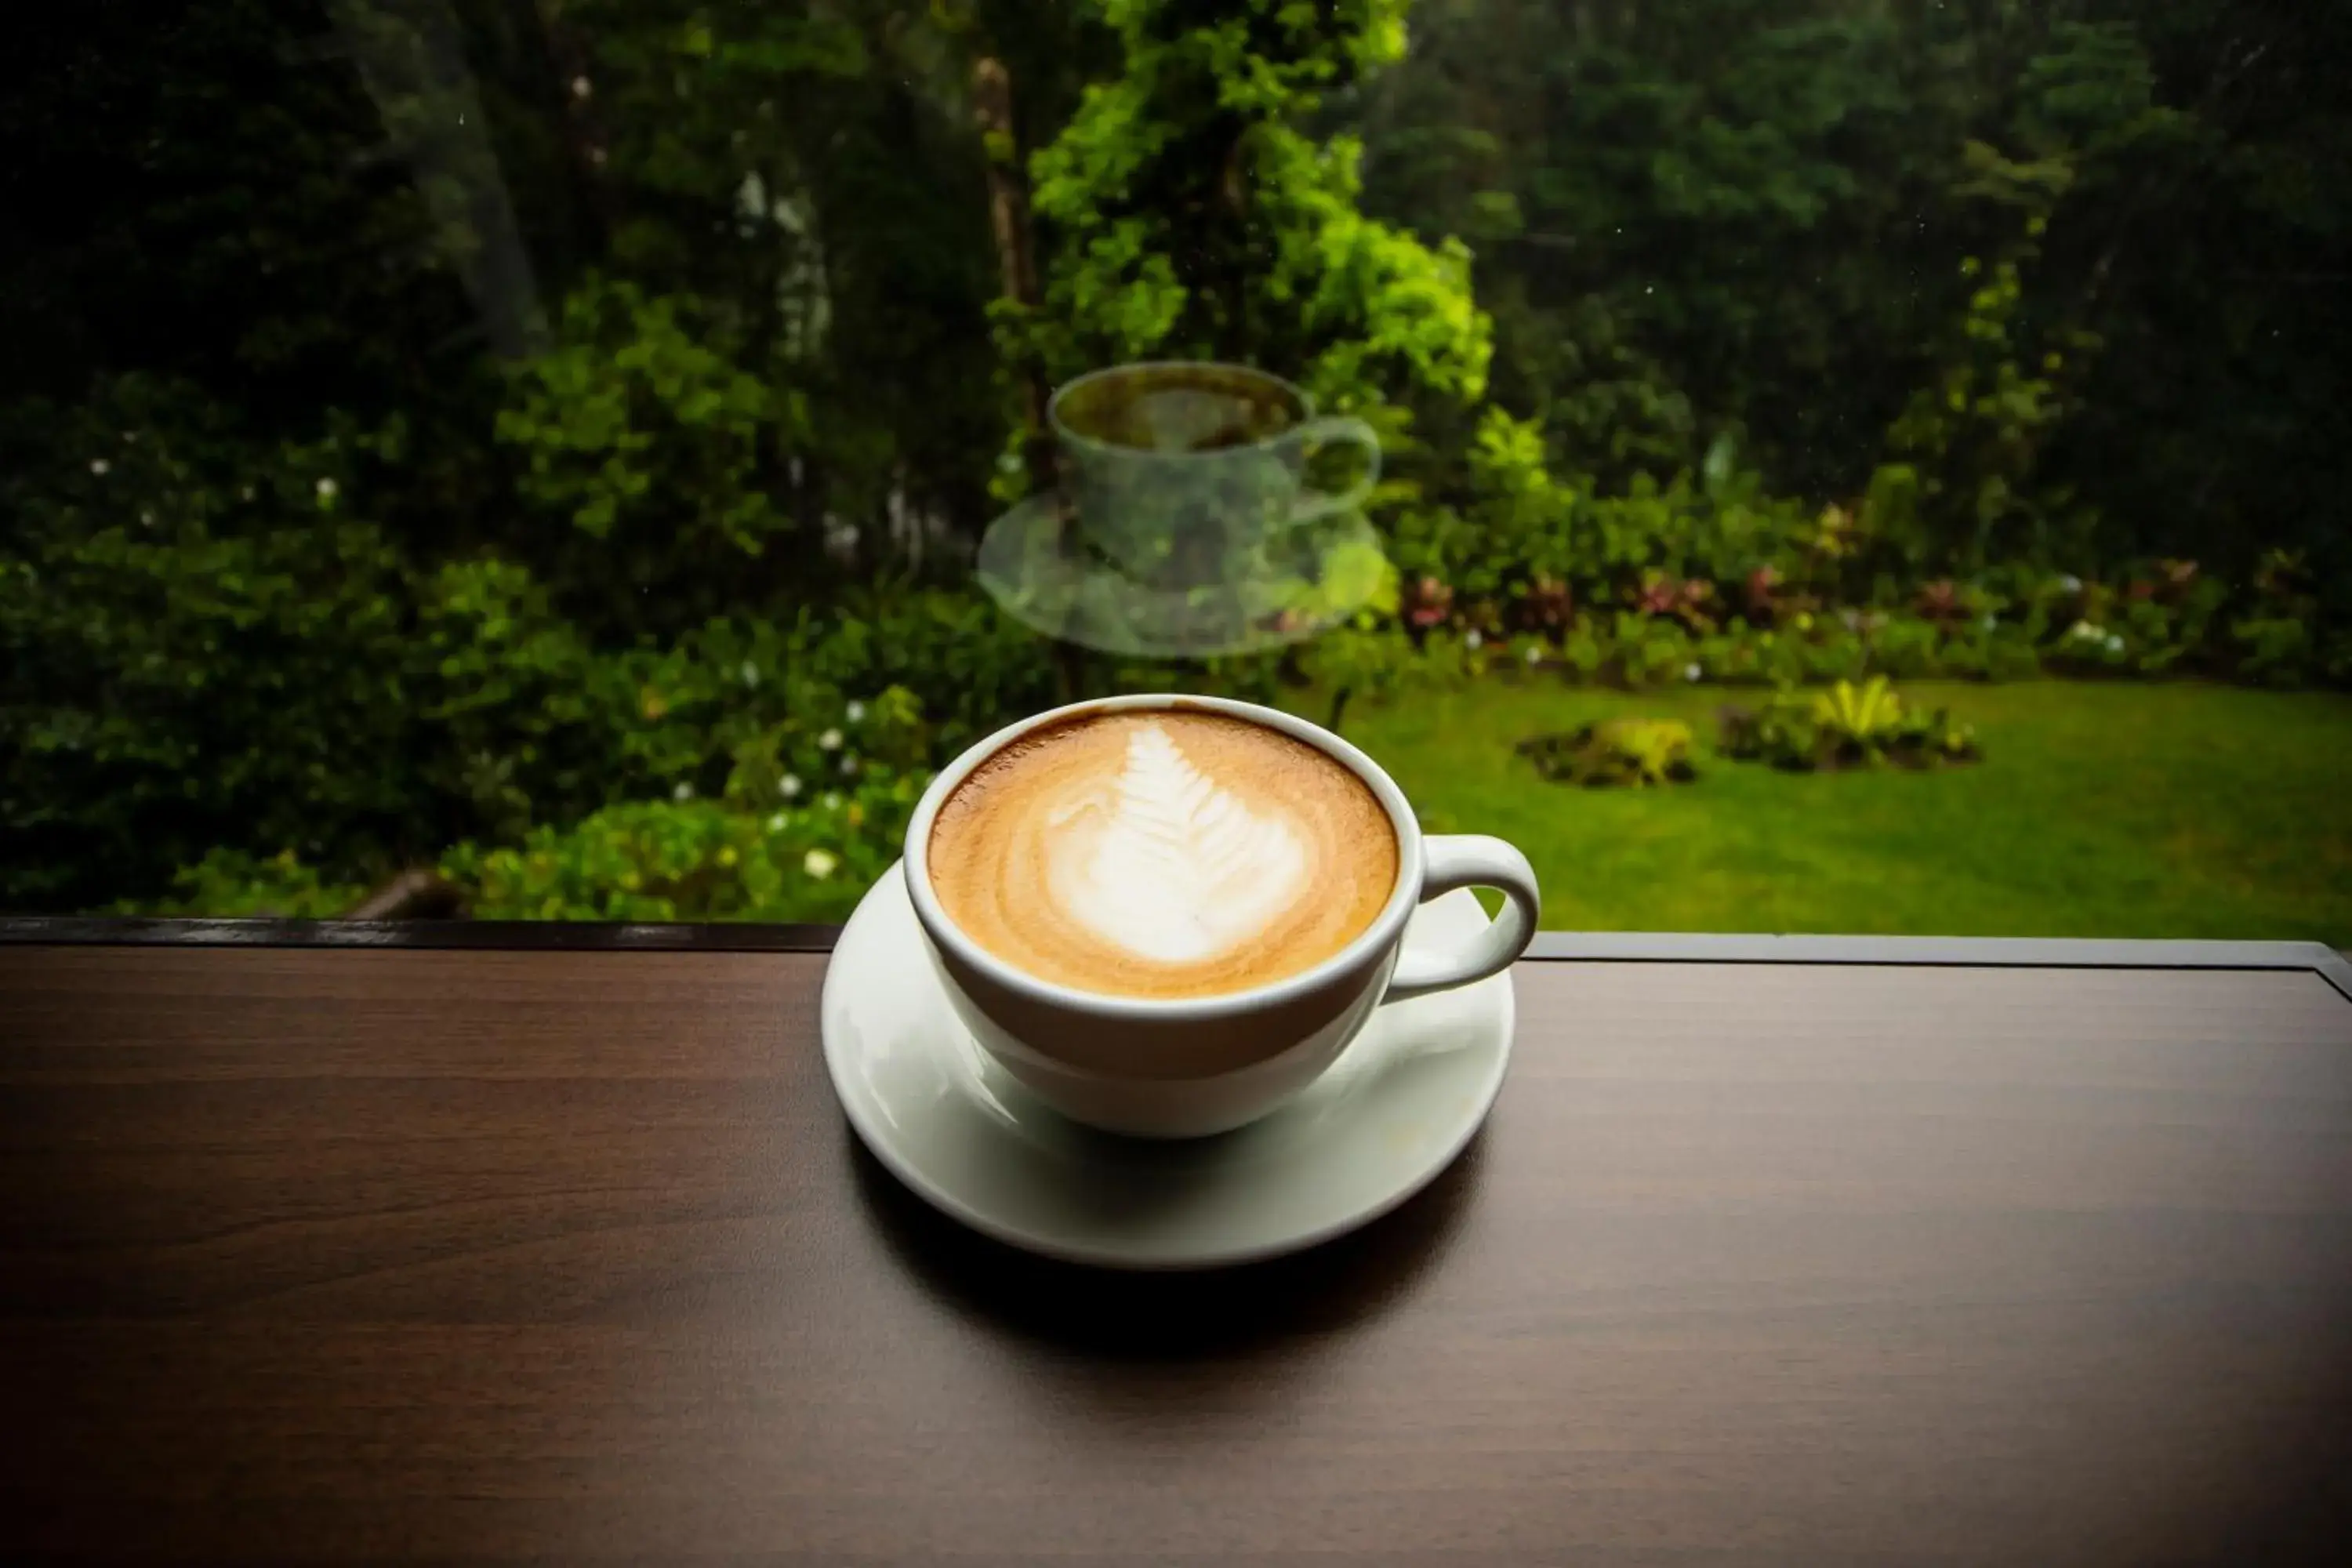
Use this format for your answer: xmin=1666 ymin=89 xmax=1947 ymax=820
xmin=5 ymin=920 xmax=2351 ymax=1566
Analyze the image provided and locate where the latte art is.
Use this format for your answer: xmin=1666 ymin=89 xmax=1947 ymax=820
xmin=1047 ymin=722 xmax=1311 ymax=964
xmin=928 ymin=711 xmax=1398 ymax=998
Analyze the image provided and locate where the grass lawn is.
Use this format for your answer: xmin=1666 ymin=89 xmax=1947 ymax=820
xmin=1290 ymin=678 xmax=2352 ymax=944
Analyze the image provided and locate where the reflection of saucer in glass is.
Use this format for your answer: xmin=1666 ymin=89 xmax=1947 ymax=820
xmin=975 ymin=492 xmax=1390 ymax=659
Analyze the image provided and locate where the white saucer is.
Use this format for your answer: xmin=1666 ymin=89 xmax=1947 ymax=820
xmin=973 ymin=492 xmax=1388 ymax=659
xmin=820 ymin=867 xmax=1514 ymax=1269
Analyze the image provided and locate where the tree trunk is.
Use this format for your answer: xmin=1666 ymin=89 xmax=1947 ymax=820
xmin=971 ymin=55 xmax=1054 ymax=492
xmin=346 ymin=869 xmax=467 ymax=920
xmin=527 ymin=0 xmax=619 ymax=260
xmin=976 ymin=49 xmax=1083 ymax=699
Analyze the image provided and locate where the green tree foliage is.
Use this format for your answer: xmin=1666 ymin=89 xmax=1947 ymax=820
xmin=2035 ymin=3 xmax=2352 ymax=583
xmin=1363 ymin=0 xmax=2352 ymax=585
xmin=3 ymin=0 xmax=2349 ymax=920
xmin=0 ymin=378 xmax=429 ymax=909
xmin=2 ymin=4 xmax=488 ymax=421
xmin=1363 ymin=0 xmax=1939 ymax=489
xmin=1001 ymin=0 xmax=1492 ymax=479
xmin=495 ymin=278 xmax=811 ymax=634
xmin=1878 ymin=143 xmax=2099 ymax=577
xmin=547 ymin=0 xmax=1011 ymax=554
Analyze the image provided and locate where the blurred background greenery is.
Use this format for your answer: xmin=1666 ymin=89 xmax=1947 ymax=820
xmin=4 ymin=0 xmax=2347 ymax=936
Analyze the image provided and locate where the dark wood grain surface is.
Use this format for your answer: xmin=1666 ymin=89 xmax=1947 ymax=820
xmin=4 ymin=945 xmax=2351 ymax=1566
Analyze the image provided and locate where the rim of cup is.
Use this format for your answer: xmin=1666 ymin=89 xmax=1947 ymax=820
xmin=902 ymin=692 xmax=1427 ymax=1022
xmin=1045 ymin=361 xmax=1316 ymax=459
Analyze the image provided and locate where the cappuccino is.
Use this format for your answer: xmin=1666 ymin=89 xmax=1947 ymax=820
xmin=927 ymin=710 xmax=1397 ymax=999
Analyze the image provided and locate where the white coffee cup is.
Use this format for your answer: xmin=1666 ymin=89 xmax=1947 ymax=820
xmin=902 ymin=694 xmax=1540 ymax=1137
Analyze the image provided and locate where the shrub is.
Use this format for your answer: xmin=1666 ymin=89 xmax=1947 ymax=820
xmin=1388 ymin=415 xmax=1817 ymax=621
xmin=1299 ymin=621 xmax=1448 ymax=735
xmin=1719 ymin=678 xmax=1979 ymax=772
xmin=495 ymin=278 xmax=811 ymax=637
xmin=1613 ymin=611 xmax=1701 ymax=689
xmin=1933 ymin=618 xmax=2042 ymax=682
xmin=443 ymin=766 xmax=927 ymax=924
xmin=412 ymin=556 xmax=626 ymax=844
xmin=1518 ymin=718 xmax=1697 ymax=787
xmin=0 ymin=385 xmax=429 ymax=910
xmin=792 ymin=589 xmax=1063 ymax=753
xmin=1870 ymin=615 xmax=1946 ymax=679
xmin=2232 ymin=615 xmax=2317 ymax=689
xmin=110 ymin=848 xmax=367 ymax=919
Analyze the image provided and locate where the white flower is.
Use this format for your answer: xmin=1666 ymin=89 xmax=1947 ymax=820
xmin=1685 ymin=662 xmax=1704 ymax=683
xmin=139 ymin=510 xmax=154 ymax=527
xmin=821 ymin=791 xmax=842 ymax=811
xmin=840 ymin=755 xmax=859 ymax=776
xmin=89 ymin=459 xmax=109 ymax=476
xmin=673 ymin=781 xmax=693 ymax=801
xmin=779 ymin=772 xmax=802 ymax=799
xmin=766 ymin=812 xmax=786 ymax=833
xmin=803 ymin=848 xmax=838 ymax=880
xmin=316 ymin=477 xmax=338 ymax=502
xmin=739 ymin=660 xmax=759 ymax=688
xmin=571 ymin=74 xmax=592 ymax=100
xmin=2067 ymin=619 xmax=2100 ymax=641
xmin=844 ymin=699 xmax=866 ymax=723
xmin=818 ymin=728 xmax=843 ymax=750
xmin=2107 ymin=633 xmax=2125 ymax=653
xmin=2059 ymin=574 xmax=2082 ymax=593
xmin=1464 ymin=630 xmax=1483 ymax=650
xmin=1523 ymin=645 xmax=1543 ymax=665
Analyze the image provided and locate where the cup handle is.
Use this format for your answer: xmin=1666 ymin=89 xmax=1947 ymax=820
xmin=1381 ymin=834 xmax=1541 ymax=1004
xmin=1288 ymin=415 xmax=1382 ymax=521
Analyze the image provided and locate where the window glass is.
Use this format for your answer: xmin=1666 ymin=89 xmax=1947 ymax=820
xmin=5 ymin=2 xmax=2347 ymax=940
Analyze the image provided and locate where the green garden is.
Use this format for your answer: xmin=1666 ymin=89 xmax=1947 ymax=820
xmin=5 ymin=1 xmax=2348 ymax=942
xmin=1333 ymin=679 xmax=2352 ymax=940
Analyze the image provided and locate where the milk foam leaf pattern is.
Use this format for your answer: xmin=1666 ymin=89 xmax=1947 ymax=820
xmin=1051 ymin=722 xmax=1309 ymax=965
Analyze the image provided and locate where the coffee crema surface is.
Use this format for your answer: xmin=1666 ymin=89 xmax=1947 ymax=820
xmin=927 ymin=711 xmax=1398 ymax=999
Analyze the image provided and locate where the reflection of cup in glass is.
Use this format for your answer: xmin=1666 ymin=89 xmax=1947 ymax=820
xmin=1048 ymin=362 xmax=1381 ymax=592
